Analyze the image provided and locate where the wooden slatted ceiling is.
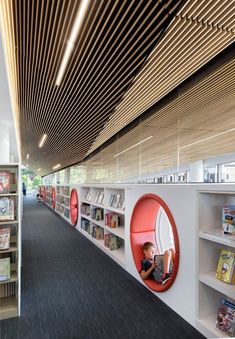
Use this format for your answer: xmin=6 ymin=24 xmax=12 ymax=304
xmin=83 ymin=54 xmax=235 ymax=182
xmin=0 ymin=0 xmax=234 ymax=177
xmin=0 ymin=0 xmax=185 ymax=175
xmin=88 ymin=0 xmax=235 ymax=155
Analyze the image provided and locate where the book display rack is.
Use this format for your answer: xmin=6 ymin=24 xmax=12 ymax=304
xmin=0 ymin=164 xmax=21 ymax=320
xmin=79 ymin=186 xmax=125 ymax=268
xmin=197 ymin=190 xmax=235 ymax=338
xmin=54 ymin=185 xmax=70 ymax=222
xmin=45 ymin=185 xmax=52 ymax=207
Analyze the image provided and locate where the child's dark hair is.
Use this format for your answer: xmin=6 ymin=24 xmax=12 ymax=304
xmin=143 ymin=242 xmax=154 ymax=251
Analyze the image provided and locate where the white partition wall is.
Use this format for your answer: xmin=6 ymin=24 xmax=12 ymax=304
xmin=125 ymin=184 xmax=198 ymax=326
xmin=45 ymin=183 xmax=235 ymax=338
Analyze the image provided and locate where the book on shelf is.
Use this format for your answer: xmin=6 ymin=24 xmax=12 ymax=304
xmin=216 ymin=249 xmax=235 ymax=284
xmin=0 ymin=257 xmax=10 ymax=281
xmin=63 ymin=186 xmax=70 ymax=196
xmin=109 ymin=193 xmax=122 ymax=209
xmin=216 ymin=298 xmax=235 ymax=337
xmin=223 ymin=206 xmax=235 ymax=235
xmin=91 ymin=208 xmax=103 ymax=221
xmin=64 ymin=208 xmax=70 ymax=219
xmin=0 ymin=171 xmax=10 ymax=193
xmin=0 ymin=228 xmax=10 ymax=250
xmin=0 ymin=282 xmax=16 ymax=297
xmin=0 ymin=197 xmax=14 ymax=221
xmin=97 ymin=191 xmax=104 ymax=205
xmin=105 ymin=212 xmax=120 ymax=228
xmin=92 ymin=226 xmax=104 ymax=240
xmin=113 ymin=194 xmax=121 ymax=208
xmin=104 ymin=234 xmax=121 ymax=250
xmin=85 ymin=190 xmax=91 ymax=202
xmin=81 ymin=204 xmax=90 ymax=216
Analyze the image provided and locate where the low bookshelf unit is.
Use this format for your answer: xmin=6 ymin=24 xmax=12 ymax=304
xmin=0 ymin=164 xmax=21 ymax=320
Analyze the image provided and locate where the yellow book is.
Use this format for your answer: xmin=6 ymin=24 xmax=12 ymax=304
xmin=216 ymin=249 xmax=235 ymax=284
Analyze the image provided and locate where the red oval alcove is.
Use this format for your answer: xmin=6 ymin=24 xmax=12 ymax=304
xmin=41 ymin=185 xmax=46 ymax=202
xmin=70 ymin=188 xmax=79 ymax=226
xmin=130 ymin=193 xmax=180 ymax=292
xmin=52 ymin=187 xmax=56 ymax=209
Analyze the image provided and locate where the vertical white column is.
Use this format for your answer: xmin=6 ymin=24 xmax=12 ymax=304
xmin=0 ymin=121 xmax=9 ymax=163
xmin=190 ymin=160 xmax=204 ymax=182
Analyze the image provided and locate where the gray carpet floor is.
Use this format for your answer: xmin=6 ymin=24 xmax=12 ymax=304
xmin=0 ymin=194 xmax=205 ymax=339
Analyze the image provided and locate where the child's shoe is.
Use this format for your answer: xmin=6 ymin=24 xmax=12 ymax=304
xmin=162 ymin=273 xmax=171 ymax=285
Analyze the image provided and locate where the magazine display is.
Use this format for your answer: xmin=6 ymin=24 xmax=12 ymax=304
xmin=0 ymin=228 xmax=10 ymax=250
xmin=216 ymin=249 xmax=235 ymax=284
xmin=0 ymin=257 xmax=10 ymax=281
xmin=0 ymin=171 xmax=10 ymax=193
xmin=0 ymin=197 xmax=15 ymax=221
xmin=216 ymin=298 xmax=235 ymax=337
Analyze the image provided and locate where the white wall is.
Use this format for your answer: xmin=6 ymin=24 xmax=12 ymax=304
xmin=0 ymin=30 xmax=19 ymax=163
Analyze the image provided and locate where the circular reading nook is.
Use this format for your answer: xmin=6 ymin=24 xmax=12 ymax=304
xmin=130 ymin=193 xmax=180 ymax=292
xmin=70 ymin=188 xmax=79 ymax=226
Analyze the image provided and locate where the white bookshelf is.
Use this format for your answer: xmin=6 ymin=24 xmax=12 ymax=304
xmin=197 ymin=190 xmax=235 ymax=338
xmin=54 ymin=185 xmax=71 ymax=222
xmin=0 ymin=164 xmax=21 ymax=320
xmin=79 ymin=185 xmax=126 ymax=268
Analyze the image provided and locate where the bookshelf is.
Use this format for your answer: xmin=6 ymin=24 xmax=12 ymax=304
xmin=196 ymin=190 xmax=235 ymax=338
xmin=79 ymin=185 xmax=125 ymax=268
xmin=55 ymin=185 xmax=70 ymax=222
xmin=45 ymin=185 xmax=52 ymax=207
xmin=0 ymin=164 xmax=21 ymax=320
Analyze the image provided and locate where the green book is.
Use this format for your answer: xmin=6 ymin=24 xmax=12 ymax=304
xmin=0 ymin=257 xmax=10 ymax=281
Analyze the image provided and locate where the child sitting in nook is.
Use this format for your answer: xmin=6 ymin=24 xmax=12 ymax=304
xmin=140 ymin=241 xmax=175 ymax=285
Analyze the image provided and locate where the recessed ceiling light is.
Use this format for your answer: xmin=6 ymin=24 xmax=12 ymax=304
xmin=52 ymin=164 xmax=61 ymax=170
xmin=113 ymin=136 xmax=153 ymax=158
xmin=39 ymin=134 xmax=47 ymax=148
xmin=38 ymin=168 xmax=41 ymax=171
xmin=55 ymin=0 xmax=89 ymax=86
xmin=180 ymin=128 xmax=235 ymax=150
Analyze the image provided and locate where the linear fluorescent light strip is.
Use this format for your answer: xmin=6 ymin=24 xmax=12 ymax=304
xmin=53 ymin=164 xmax=61 ymax=170
xmin=39 ymin=134 xmax=47 ymax=148
xmin=26 ymin=153 xmax=29 ymax=159
xmin=180 ymin=128 xmax=235 ymax=150
xmin=55 ymin=0 xmax=89 ymax=86
xmin=113 ymin=136 xmax=153 ymax=158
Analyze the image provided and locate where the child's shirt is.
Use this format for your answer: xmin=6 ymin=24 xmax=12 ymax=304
xmin=140 ymin=259 xmax=155 ymax=280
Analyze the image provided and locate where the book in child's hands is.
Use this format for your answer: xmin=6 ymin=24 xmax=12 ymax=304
xmin=222 ymin=206 xmax=235 ymax=235
xmin=0 ymin=228 xmax=10 ymax=250
xmin=0 ymin=257 xmax=10 ymax=281
xmin=216 ymin=249 xmax=235 ymax=284
xmin=154 ymin=254 xmax=164 ymax=266
xmin=216 ymin=298 xmax=235 ymax=337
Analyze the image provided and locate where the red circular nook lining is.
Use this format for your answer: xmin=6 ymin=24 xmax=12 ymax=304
xmin=41 ymin=185 xmax=46 ymax=202
xmin=70 ymin=188 xmax=79 ymax=226
xmin=130 ymin=193 xmax=180 ymax=292
xmin=52 ymin=187 xmax=56 ymax=209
